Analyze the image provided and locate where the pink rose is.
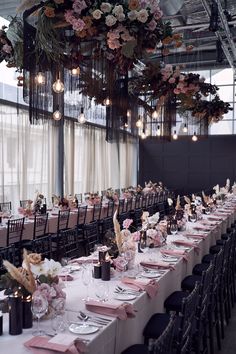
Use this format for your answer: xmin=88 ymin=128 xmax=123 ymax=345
xmin=123 ymin=218 xmax=133 ymax=229
xmin=147 ymin=19 xmax=157 ymax=31
xmin=168 ymin=77 xmax=176 ymax=84
xmin=132 ymin=231 xmax=140 ymax=241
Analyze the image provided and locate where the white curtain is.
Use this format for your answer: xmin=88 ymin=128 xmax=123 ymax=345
xmin=0 ymin=104 xmax=57 ymax=211
xmin=64 ymin=122 xmax=138 ymax=195
xmin=0 ymin=104 xmax=138 ymax=210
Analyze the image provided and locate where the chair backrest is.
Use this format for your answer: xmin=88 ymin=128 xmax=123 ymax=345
xmin=92 ymin=204 xmax=102 ymax=222
xmin=20 ymin=200 xmax=29 ymax=209
xmin=6 ymin=217 xmax=25 ymax=246
xmin=31 ymin=234 xmax=52 ymax=259
xmin=33 ymin=213 xmax=48 ymax=239
xmin=83 ymin=221 xmax=99 ymax=255
xmin=177 ymin=282 xmax=200 ymax=354
xmin=57 ymin=209 xmax=70 ymax=233
xmin=125 ymin=198 xmax=133 ymax=213
xmin=102 ymin=216 xmax=114 ymax=235
xmin=156 ymin=202 xmax=166 ymax=220
xmin=0 ymin=244 xmax=16 ymax=275
xmin=141 ymin=196 xmax=148 ymax=209
xmin=134 ymin=195 xmax=141 ymax=209
xmin=107 ymin=201 xmax=114 ymax=218
xmin=77 ymin=206 xmax=87 ymax=226
xmin=133 ymin=208 xmax=143 ymax=229
xmin=0 ymin=202 xmax=12 ymax=212
xmin=118 ymin=211 xmax=130 ymax=228
xmin=153 ymin=314 xmax=176 ymax=354
xmin=118 ymin=199 xmax=125 ymax=214
xmin=57 ymin=228 xmax=85 ymax=260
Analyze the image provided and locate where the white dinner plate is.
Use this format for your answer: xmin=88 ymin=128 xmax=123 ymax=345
xmin=113 ymin=293 xmax=137 ymax=301
xmin=173 ymin=246 xmax=190 ymax=251
xmin=69 ymin=323 xmax=99 ymax=335
xmin=140 ymin=272 xmax=161 ymax=278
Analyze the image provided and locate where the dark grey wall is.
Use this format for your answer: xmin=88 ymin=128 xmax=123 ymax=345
xmin=138 ymin=136 xmax=236 ymax=195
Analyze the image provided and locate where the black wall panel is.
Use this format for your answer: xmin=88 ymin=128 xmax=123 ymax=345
xmin=138 ymin=136 xmax=236 ymax=195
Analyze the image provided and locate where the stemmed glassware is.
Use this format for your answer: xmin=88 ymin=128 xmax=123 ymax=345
xmin=95 ymin=283 xmax=109 ymax=302
xmin=81 ymin=266 xmax=92 ymax=301
xmin=170 ymin=223 xmax=178 ymax=235
xmin=31 ymin=293 xmax=48 ymax=336
xmin=61 ymin=257 xmax=71 ymax=284
xmin=189 ymin=213 xmax=197 ymax=223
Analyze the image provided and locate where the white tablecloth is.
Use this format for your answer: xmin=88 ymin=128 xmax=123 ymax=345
xmin=1 ymin=198 xmax=236 ymax=354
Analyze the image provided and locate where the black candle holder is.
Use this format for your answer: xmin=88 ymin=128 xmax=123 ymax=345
xmin=99 ymin=251 xmax=107 ymax=263
xmin=93 ymin=263 xmax=101 ymax=279
xmin=8 ymin=295 xmax=23 ymax=335
xmin=101 ymin=261 xmax=110 ymax=281
xmin=22 ymin=295 xmax=33 ymax=329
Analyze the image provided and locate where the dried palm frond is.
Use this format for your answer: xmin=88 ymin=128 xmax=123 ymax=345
xmin=113 ymin=210 xmax=122 ymax=254
xmin=3 ymin=250 xmax=36 ymax=294
xmin=175 ymin=195 xmax=181 ymax=210
xmin=184 ymin=196 xmax=191 ymax=205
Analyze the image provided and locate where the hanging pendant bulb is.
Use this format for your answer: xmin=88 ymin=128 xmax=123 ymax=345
xmin=35 ymin=72 xmax=45 ymax=85
xmin=127 ymin=109 xmax=131 ymax=118
xmin=136 ymin=115 xmax=142 ymax=128
xmin=156 ymin=125 xmax=161 ymax=136
xmin=183 ymin=123 xmax=188 ymax=133
xmin=173 ymin=130 xmax=178 ymax=140
xmin=70 ymin=67 xmax=80 ymax=76
xmin=103 ymin=97 xmax=112 ymax=106
xmin=52 ymin=79 xmax=64 ymax=93
xmin=141 ymin=131 xmax=146 ymax=139
xmin=152 ymin=110 xmax=158 ymax=119
xmin=78 ymin=107 xmax=86 ymax=124
xmin=192 ymin=132 xmax=198 ymax=142
xmin=53 ymin=106 xmax=62 ymax=121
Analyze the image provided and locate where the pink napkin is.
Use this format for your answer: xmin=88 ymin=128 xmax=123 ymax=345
xmin=24 ymin=336 xmax=87 ymax=354
xmin=121 ymin=277 xmax=158 ymax=298
xmin=182 ymin=233 xmax=206 ymax=240
xmin=160 ymin=248 xmax=189 ymax=261
xmin=172 ymin=240 xmax=200 ymax=253
xmin=85 ymin=300 xmax=136 ymax=320
xmin=208 ymin=216 xmax=223 ymax=221
xmin=193 ymin=226 xmax=210 ymax=232
xmin=140 ymin=261 xmax=175 ymax=270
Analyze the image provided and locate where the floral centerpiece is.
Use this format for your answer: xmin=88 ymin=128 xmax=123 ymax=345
xmin=105 ymin=188 xmax=119 ymax=202
xmin=141 ymin=211 xmax=167 ymax=247
xmin=1 ymin=251 xmax=66 ymax=316
xmin=18 ymin=200 xmax=34 ymax=217
xmin=85 ymin=193 xmax=101 ymax=205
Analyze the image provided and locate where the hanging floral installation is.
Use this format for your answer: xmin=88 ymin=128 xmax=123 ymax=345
xmin=0 ymin=0 xmax=232 ymax=137
xmin=129 ymin=63 xmax=232 ymax=124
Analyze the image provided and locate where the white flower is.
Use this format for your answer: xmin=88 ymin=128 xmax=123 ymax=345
xmin=128 ymin=10 xmax=137 ymax=21
xmin=167 ymin=198 xmax=173 ymax=206
xmin=47 ymin=259 xmax=62 ymax=277
xmin=147 ymin=212 xmax=160 ymax=226
xmin=112 ymin=5 xmax=124 ymax=17
xmin=137 ymin=9 xmax=149 ymax=23
xmin=100 ymin=2 xmax=112 ymax=13
xmin=92 ymin=9 xmax=103 ymax=19
xmin=105 ymin=14 xmax=117 ymax=27
xmin=117 ymin=13 xmax=126 ymax=22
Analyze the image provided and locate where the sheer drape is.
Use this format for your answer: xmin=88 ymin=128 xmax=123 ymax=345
xmin=64 ymin=122 xmax=138 ymax=195
xmin=0 ymin=105 xmax=57 ymax=211
xmin=0 ymin=104 xmax=138 ymax=209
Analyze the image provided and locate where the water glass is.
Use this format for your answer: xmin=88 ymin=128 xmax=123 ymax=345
xmin=95 ymin=283 xmax=109 ymax=302
xmin=31 ymin=293 xmax=48 ymax=336
xmin=51 ymin=313 xmax=67 ymax=333
xmin=170 ymin=223 xmax=178 ymax=235
xmin=82 ymin=266 xmax=92 ymax=301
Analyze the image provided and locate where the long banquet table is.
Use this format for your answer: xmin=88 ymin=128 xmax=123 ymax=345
xmin=1 ymin=197 xmax=236 ymax=354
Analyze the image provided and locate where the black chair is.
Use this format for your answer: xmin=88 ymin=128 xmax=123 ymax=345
xmin=83 ymin=221 xmax=99 ymax=255
xmin=134 ymin=195 xmax=141 ymax=209
xmin=122 ymin=314 xmax=176 ymax=354
xmin=51 ymin=209 xmax=70 ymax=260
xmin=0 ymin=202 xmax=12 ymax=212
xmin=132 ymin=208 xmax=143 ymax=229
xmin=118 ymin=199 xmax=125 ymax=215
xmin=6 ymin=217 xmax=25 ymax=247
xmin=33 ymin=213 xmax=49 ymax=239
xmin=156 ymin=202 xmax=166 ymax=220
xmin=77 ymin=206 xmax=88 ymax=229
xmin=144 ymin=282 xmax=200 ymax=354
xmin=118 ymin=211 xmax=130 ymax=228
xmin=125 ymin=198 xmax=133 ymax=213
xmin=0 ymin=244 xmax=16 ymax=275
xmin=31 ymin=234 xmax=52 ymax=260
xmin=20 ymin=200 xmax=30 ymax=209
xmin=91 ymin=204 xmax=102 ymax=222
xmin=106 ymin=201 xmax=114 ymax=218
xmin=56 ymin=228 xmax=85 ymax=261
xmin=100 ymin=216 xmax=114 ymax=242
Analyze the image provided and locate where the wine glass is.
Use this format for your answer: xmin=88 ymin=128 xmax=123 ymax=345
xmin=205 ymin=206 xmax=211 ymax=215
xmin=61 ymin=257 xmax=71 ymax=284
xmin=51 ymin=313 xmax=67 ymax=334
xmin=170 ymin=223 xmax=178 ymax=235
xmin=81 ymin=266 xmax=92 ymax=301
xmin=31 ymin=293 xmax=48 ymax=336
xmin=189 ymin=213 xmax=197 ymax=223
xmin=95 ymin=283 xmax=109 ymax=302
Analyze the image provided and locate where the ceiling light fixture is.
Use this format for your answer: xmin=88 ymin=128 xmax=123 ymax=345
xmin=78 ymin=107 xmax=86 ymax=124
xmin=192 ymin=132 xmax=198 ymax=142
